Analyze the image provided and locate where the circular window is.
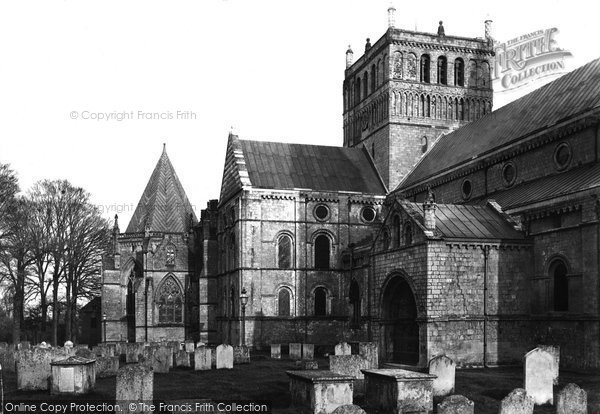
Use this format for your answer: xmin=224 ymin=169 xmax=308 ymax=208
xmin=461 ymin=179 xmax=472 ymax=200
xmin=314 ymin=204 xmax=330 ymax=221
xmin=554 ymin=143 xmax=571 ymax=171
xmin=361 ymin=206 xmax=376 ymax=222
xmin=502 ymin=162 xmax=517 ymax=187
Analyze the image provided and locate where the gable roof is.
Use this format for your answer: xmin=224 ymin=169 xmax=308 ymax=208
xmin=218 ymin=134 xmax=386 ymax=203
xmin=126 ymin=146 xmax=197 ymax=233
xmin=400 ymin=200 xmax=524 ymax=240
xmin=398 ymin=57 xmax=600 ymax=190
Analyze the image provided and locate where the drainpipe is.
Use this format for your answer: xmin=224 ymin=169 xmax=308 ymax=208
xmin=482 ymin=245 xmax=489 ymax=368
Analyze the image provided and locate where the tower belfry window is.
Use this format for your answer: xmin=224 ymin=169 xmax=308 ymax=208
xmin=437 ymin=56 xmax=447 ymax=85
xmin=420 ymin=55 xmax=431 ymax=83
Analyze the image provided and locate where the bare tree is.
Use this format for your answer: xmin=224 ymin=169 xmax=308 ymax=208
xmin=0 ymin=197 xmax=35 ymax=343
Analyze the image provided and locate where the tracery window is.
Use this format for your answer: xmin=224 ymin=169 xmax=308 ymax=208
xmin=157 ymin=276 xmax=183 ymax=324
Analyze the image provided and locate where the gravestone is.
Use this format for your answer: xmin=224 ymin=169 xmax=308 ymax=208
xmin=538 ymin=344 xmax=560 ymax=385
xmin=499 ymin=388 xmax=534 ymax=414
xmin=19 ymin=341 xmax=31 ymax=350
xmin=556 ymin=383 xmax=587 ymax=414
xmin=216 ymin=344 xmax=233 ymax=369
xmin=194 ymin=347 xmax=211 ymax=371
xmin=335 ymin=342 xmax=351 ymax=356
xmin=126 ymin=343 xmax=145 ymax=363
xmin=359 ymin=342 xmax=378 ymax=369
xmin=271 ymin=344 xmax=281 ymax=359
xmin=233 ymin=346 xmax=250 ymax=364
xmin=524 ymin=347 xmax=554 ymax=405
xmin=75 ymin=347 xmax=94 ymax=359
xmin=143 ymin=346 xmax=171 ymax=373
xmin=174 ymin=350 xmax=191 ymax=368
xmin=64 ymin=341 xmax=74 ymax=354
xmin=96 ymin=356 xmax=119 ymax=378
xmin=330 ymin=355 xmax=369 ymax=394
xmin=302 ymin=343 xmax=314 ymax=360
xmin=429 ymin=355 xmax=456 ymax=398
xmin=116 ymin=364 xmax=154 ymax=414
xmin=437 ymin=395 xmax=474 ymax=414
xmin=289 ymin=343 xmax=302 ymax=360
xmin=184 ymin=341 xmax=195 ymax=353
xmin=302 ymin=360 xmax=319 ymax=370
xmin=50 ymin=356 xmax=96 ymax=395
xmin=331 ymin=404 xmax=367 ymax=414
xmin=16 ymin=348 xmax=69 ymax=391
xmin=196 ymin=342 xmax=205 ymax=348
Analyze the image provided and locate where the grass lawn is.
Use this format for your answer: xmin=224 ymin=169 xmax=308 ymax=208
xmin=2 ymin=353 xmax=600 ymax=413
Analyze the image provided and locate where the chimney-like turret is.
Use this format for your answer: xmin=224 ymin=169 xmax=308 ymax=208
xmin=423 ymin=188 xmax=436 ymax=233
xmin=484 ymin=18 xmax=493 ymax=45
xmin=346 ymin=45 xmax=354 ymax=69
xmin=388 ymin=4 xmax=396 ymax=29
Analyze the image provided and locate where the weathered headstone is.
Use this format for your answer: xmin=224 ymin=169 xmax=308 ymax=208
xmin=302 ymin=360 xmax=319 ymax=370
xmin=233 ymin=346 xmax=250 ymax=364
xmin=96 ymin=356 xmax=119 ymax=378
xmin=499 ymin=388 xmax=534 ymax=414
xmin=126 ymin=343 xmax=145 ymax=363
xmin=75 ymin=347 xmax=94 ymax=359
xmin=335 ymin=342 xmax=351 ymax=356
xmin=429 ymin=355 xmax=456 ymax=398
xmin=330 ymin=355 xmax=369 ymax=394
xmin=196 ymin=342 xmax=205 ymax=348
xmin=331 ymin=404 xmax=367 ymax=414
xmin=116 ymin=364 xmax=154 ymax=413
xmin=538 ymin=344 xmax=560 ymax=385
xmin=64 ymin=341 xmax=74 ymax=354
xmin=524 ymin=347 xmax=554 ymax=405
xmin=184 ymin=341 xmax=195 ymax=353
xmin=174 ymin=350 xmax=191 ymax=368
xmin=19 ymin=341 xmax=31 ymax=350
xmin=289 ymin=343 xmax=302 ymax=360
xmin=358 ymin=342 xmax=378 ymax=369
xmin=143 ymin=346 xmax=171 ymax=373
xmin=216 ymin=344 xmax=233 ymax=369
xmin=437 ymin=395 xmax=474 ymax=414
xmin=556 ymin=383 xmax=587 ymax=414
xmin=302 ymin=343 xmax=314 ymax=360
xmin=16 ymin=348 xmax=69 ymax=391
xmin=194 ymin=347 xmax=211 ymax=371
xmin=271 ymin=344 xmax=281 ymax=359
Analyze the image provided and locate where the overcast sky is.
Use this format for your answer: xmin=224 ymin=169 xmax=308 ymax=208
xmin=0 ymin=0 xmax=597 ymax=228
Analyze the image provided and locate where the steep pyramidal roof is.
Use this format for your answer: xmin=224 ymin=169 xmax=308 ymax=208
xmin=398 ymin=57 xmax=600 ymax=191
xmin=126 ymin=146 xmax=197 ymax=233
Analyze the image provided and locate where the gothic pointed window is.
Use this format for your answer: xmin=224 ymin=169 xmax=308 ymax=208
xmin=166 ymin=244 xmax=175 ymax=266
xmin=157 ymin=275 xmax=183 ymax=324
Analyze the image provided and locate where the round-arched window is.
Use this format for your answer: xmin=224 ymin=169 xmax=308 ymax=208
xmin=554 ymin=142 xmax=572 ymax=171
xmin=461 ymin=179 xmax=473 ymax=200
xmin=314 ymin=204 xmax=330 ymax=221
xmin=361 ymin=206 xmax=376 ymax=222
xmin=502 ymin=162 xmax=517 ymax=187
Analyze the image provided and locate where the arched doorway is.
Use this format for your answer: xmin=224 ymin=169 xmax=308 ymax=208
xmin=380 ymin=275 xmax=419 ymax=364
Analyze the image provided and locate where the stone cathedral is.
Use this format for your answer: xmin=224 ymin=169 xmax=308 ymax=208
xmin=101 ymin=8 xmax=600 ymax=370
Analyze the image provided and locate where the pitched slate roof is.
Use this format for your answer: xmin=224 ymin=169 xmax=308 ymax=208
xmin=126 ymin=146 xmax=197 ymax=233
xmin=399 ymin=57 xmax=600 ymax=190
xmin=477 ymin=163 xmax=600 ymax=211
xmin=225 ymin=138 xmax=386 ymax=195
xmin=401 ymin=200 xmax=524 ymax=240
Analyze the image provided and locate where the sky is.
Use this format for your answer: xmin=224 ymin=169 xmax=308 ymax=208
xmin=0 ymin=0 xmax=597 ymax=228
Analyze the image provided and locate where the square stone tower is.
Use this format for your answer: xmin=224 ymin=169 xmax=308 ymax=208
xmin=343 ymin=11 xmax=495 ymax=190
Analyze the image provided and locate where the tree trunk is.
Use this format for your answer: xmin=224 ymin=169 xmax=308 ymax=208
xmin=65 ymin=268 xmax=72 ymax=341
xmin=52 ymin=277 xmax=59 ymax=346
xmin=12 ymin=261 xmax=26 ymax=344
xmin=40 ymin=293 xmax=48 ymax=335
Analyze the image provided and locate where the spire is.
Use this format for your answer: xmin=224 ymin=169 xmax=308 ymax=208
xmin=113 ymin=214 xmax=120 ymax=234
xmin=162 ymin=142 xmax=166 ymax=154
xmin=126 ymin=147 xmax=197 ymax=234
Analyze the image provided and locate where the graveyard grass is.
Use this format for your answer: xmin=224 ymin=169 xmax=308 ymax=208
xmin=3 ymin=353 xmax=600 ymax=413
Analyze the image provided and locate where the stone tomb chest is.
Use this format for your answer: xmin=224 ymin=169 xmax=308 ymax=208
xmin=50 ymin=356 xmax=96 ymax=395
xmin=287 ymin=370 xmax=354 ymax=414
xmin=362 ymin=369 xmax=436 ymax=414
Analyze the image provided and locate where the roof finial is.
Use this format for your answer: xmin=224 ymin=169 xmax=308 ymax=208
xmin=162 ymin=143 xmax=166 ymax=154
xmin=437 ymin=21 xmax=445 ymax=36
xmin=346 ymin=45 xmax=354 ymax=69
